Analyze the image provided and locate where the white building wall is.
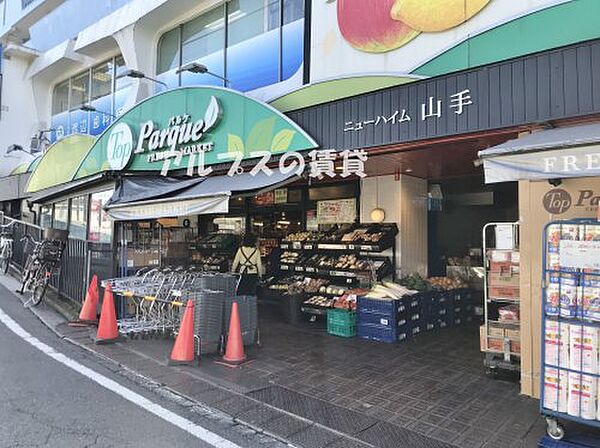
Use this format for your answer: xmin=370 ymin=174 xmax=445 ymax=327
xmin=0 ymin=53 xmax=38 ymax=173
xmin=360 ymin=175 xmax=428 ymax=277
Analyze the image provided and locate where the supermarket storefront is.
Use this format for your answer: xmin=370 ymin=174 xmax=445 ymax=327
xmin=25 ymin=38 xmax=600 ymax=402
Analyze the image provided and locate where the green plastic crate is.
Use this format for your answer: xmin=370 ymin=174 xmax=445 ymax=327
xmin=327 ymin=309 xmax=357 ymax=338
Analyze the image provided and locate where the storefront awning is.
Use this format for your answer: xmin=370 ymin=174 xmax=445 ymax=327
xmin=105 ymin=170 xmax=298 ymax=221
xmin=479 ymin=123 xmax=600 ymax=183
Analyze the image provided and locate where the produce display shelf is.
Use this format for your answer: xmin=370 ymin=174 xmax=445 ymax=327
xmin=301 ymin=306 xmax=328 ymax=316
xmin=280 ymin=240 xmax=394 ymax=253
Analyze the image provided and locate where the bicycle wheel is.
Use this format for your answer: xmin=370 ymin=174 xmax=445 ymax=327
xmin=0 ymin=255 xmax=7 ymax=275
xmin=30 ymin=281 xmax=48 ymax=307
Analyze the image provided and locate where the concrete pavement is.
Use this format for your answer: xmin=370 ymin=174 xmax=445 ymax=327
xmin=0 ymin=278 xmax=288 ymax=448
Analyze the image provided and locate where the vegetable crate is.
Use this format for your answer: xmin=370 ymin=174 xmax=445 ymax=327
xmin=327 ymin=309 xmax=357 ymax=338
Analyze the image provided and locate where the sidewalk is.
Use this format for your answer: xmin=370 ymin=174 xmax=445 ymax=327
xmin=59 ymin=303 xmax=547 ymax=448
xmin=0 ymin=273 xmax=565 ymax=447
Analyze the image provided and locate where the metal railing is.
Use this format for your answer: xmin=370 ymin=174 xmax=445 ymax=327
xmin=1 ymin=214 xmax=114 ymax=304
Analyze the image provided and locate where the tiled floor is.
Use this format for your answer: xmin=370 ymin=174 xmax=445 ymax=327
xmin=58 ymin=304 xmax=577 ymax=447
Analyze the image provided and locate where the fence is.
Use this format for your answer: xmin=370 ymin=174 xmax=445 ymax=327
xmin=1 ymin=214 xmax=114 ymax=304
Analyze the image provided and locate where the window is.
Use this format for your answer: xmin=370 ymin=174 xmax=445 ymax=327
xmin=157 ymin=27 xmax=181 ymax=75
xmin=51 ymin=56 xmax=125 ymax=141
xmin=40 ymin=205 xmax=52 ymax=228
xmin=70 ymin=71 xmax=90 ymax=109
xmin=156 ymin=0 xmax=304 ymax=92
xmin=91 ymin=61 xmax=113 ymax=101
xmin=114 ymin=55 xmax=132 ymax=92
xmin=52 ymin=80 xmax=70 ymax=115
xmin=227 ymin=0 xmax=280 ymax=91
xmin=89 ymin=190 xmax=113 ymax=243
xmin=53 ymin=200 xmax=69 ymax=230
xmin=69 ymin=196 xmax=88 ymax=240
xmin=180 ymin=6 xmax=226 ymax=87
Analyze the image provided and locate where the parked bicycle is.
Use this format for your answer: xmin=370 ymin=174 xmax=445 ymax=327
xmin=0 ymin=219 xmax=17 ymax=274
xmin=19 ymin=229 xmax=68 ymax=307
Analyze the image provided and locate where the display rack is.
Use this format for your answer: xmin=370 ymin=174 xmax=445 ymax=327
xmin=189 ymin=233 xmax=239 ymax=272
xmin=541 ymin=219 xmax=600 ymax=441
xmin=482 ymin=222 xmax=521 ymax=375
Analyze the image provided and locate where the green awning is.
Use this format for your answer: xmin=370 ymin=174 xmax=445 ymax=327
xmin=26 ymin=134 xmax=96 ymax=193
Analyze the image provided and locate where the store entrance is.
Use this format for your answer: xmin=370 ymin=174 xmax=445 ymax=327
xmin=427 ymin=175 xmax=519 ymax=276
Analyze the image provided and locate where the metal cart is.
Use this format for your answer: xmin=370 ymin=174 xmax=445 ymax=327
xmin=482 ymin=222 xmax=521 ymax=375
xmin=541 ymin=219 xmax=600 ymax=440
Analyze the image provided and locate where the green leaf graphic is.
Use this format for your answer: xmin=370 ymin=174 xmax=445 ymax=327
xmin=228 ymin=134 xmax=245 ymax=154
xmin=246 ymin=117 xmax=276 ymax=155
xmin=271 ymin=129 xmax=296 ymax=152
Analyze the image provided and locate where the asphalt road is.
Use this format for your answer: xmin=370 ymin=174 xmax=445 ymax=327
xmin=0 ymin=280 xmax=286 ymax=448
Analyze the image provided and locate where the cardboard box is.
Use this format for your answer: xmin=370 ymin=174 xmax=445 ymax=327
xmin=489 ymin=286 xmax=519 ymax=299
xmin=511 ymin=340 xmax=521 ymax=354
xmin=487 ymin=337 xmax=503 ymax=352
xmin=480 ymin=325 xmax=486 ymax=351
xmin=488 ymin=272 xmax=520 ymax=288
xmin=506 ymin=328 xmax=520 ymax=340
xmin=488 ymin=326 xmax=505 ymax=338
xmin=489 ymin=261 xmax=520 ymax=275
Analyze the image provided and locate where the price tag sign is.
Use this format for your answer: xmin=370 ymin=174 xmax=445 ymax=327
xmin=560 ymin=240 xmax=600 ymax=269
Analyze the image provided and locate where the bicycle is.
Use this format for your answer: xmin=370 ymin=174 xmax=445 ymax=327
xmin=19 ymin=233 xmax=66 ymax=307
xmin=0 ymin=220 xmax=17 ymax=275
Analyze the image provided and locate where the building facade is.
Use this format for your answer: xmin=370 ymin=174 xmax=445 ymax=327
xmin=2 ymin=0 xmax=600 ymax=402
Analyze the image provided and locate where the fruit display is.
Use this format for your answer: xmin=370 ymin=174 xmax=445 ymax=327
xmin=319 ymin=285 xmax=346 ymax=296
xmin=333 ymin=296 xmax=357 ymax=310
xmin=304 ymin=296 xmax=335 ymax=308
xmin=281 ymin=251 xmax=301 ymax=264
xmin=364 ymin=282 xmax=418 ymax=300
xmin=190 ymin=254 xmax=229 ymax=272
xmin=283 ymin=232 xmax=317 ymax=242
xmin=427 ymin=276 xmax=467 ymax=290
xmin=399 ymin=273 xmax=428 ymax=291
xmin=267 ymin=276 xmax=330 ymax=294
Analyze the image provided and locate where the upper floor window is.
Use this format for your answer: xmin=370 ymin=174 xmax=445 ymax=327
xmin=50 ymin=55 xmax=131 ymax=142
xmin=156 ymin=0 xmax=305 ymax=93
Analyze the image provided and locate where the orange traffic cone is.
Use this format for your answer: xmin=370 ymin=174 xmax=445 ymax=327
xmin=69 ymin=275 xmax=99 ymax=327
xmin=94 ymin=283 xmax=120 ymax=344
xmin=169 ymin=300 xmax=196 ymax=366
xmin=222 ymin=301 xmax=247 ymax=366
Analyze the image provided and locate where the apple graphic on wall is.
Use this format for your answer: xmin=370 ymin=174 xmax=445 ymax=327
xmin=335 ymin=0 xmax=420 ymax=53
xmin=391 ymin=0 xmax=491 ymax=33
xmin=334 ymin=0 xmax=491 ymax=53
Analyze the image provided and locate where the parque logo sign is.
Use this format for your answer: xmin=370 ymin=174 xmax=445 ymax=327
xmin=134 ymin=95 xmax=221 ymax=164
xmin=106 ymin=123 xmax=134 ymax=171
xmin=74 ymin=87 xmax=320 ymax=180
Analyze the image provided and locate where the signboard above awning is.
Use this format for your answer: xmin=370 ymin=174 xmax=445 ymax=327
xmin=479 ymin=123 xmax=600 ymax=184
xmin=74 ymin=86 xmax=318 ymax=180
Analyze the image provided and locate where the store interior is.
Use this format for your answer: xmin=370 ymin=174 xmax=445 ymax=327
xmin=113 ymin=133 xmax=522 ymax=378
